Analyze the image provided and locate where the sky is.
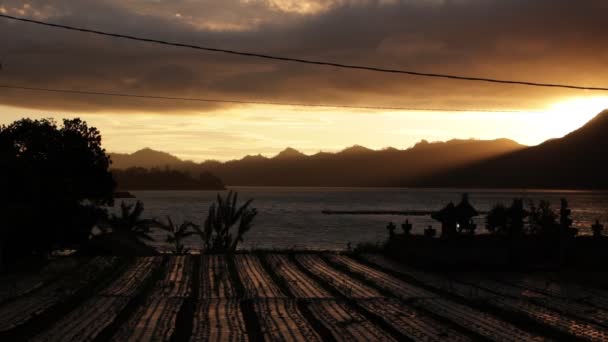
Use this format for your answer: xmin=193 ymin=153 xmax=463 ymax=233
xmin=1 ymin=0 xmax=608 ymax=161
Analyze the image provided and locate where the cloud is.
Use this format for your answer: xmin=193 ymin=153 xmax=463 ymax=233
xmin=0 ymin=0 xmax=607 ymax=113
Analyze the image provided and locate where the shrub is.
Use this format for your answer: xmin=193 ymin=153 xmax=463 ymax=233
xmin=528 ymin=200 xmax=558 ymax=237
xmin=106 ymin=201 xmax=154 ymax=242
xmin=486 ymin=203 xmax=508 ymax=234
xmin=196 ymin=191 xmax=257 ymax=253
xmin=156 ymin=216 xmax=198 ymax=255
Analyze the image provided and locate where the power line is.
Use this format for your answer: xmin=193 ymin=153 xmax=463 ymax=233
xmin=1 ymin=13 xmax=607 ymax=92
xmin=0 ymin=84 xmax=541 ymax=113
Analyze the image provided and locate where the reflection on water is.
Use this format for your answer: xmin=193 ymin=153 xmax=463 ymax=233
xmin=109 ymin=187 xmax=608 ymax=251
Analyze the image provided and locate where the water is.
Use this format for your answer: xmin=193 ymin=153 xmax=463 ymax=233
xmin=112 ymin=187 xmax=608 ymax=251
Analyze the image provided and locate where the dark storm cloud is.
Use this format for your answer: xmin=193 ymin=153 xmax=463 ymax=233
xmin=0 ymin=0 xmax=607 ymax=113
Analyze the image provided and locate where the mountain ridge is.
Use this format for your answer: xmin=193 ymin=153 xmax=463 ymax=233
xmin=109 ymin=138 xmax=525 ymax=187
xmin=109 ymin=105 xmax=608 ymax=189
xmin=109 ymin=138 xmax=523 ymax=168
xmin=417 ymin=110 xmax=608 ymax=189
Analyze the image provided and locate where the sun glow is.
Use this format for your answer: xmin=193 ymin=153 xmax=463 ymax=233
xmin=2 ymin=96 xmax=608 ymax=161
xmin=542 ymin=97 xmax=608 ymax=139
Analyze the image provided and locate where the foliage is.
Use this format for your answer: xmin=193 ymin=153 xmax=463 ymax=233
xmin=592 ymin=220 xmax=604 ymax=238
xmin=386 ymin=222 xmax=397 ymax=237
xmin=486 ymin=203 xmax=508 ymax=234
xmin=528 ymin=200 xmax=558 ymax=236
xmin=559 ymin=198 xmax=578 ymax=237
xmin=155 ymin=216 xmax=198 ymax=255
xmin=486 ymin=199 xmax=527 ymax=236
xmin=106 ymin=201 xmax=155 ymax=242
xmin=507 ymin=198 xmax=527 ymax=236
xmin=196 ymin=191 xmax=258 ymax=253
xmin=0 ymin=118 xmax=115 ymax=266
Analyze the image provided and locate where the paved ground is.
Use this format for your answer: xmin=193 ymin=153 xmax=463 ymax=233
xmin=1 ymin=253 xmax=607 ymax=341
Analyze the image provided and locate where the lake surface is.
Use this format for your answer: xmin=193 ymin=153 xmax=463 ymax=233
xmin=113 ymin=187 xmax=608 ymax=251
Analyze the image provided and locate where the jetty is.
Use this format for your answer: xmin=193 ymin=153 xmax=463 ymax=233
xmin=322 ymin=209 xmax=488 ymax=215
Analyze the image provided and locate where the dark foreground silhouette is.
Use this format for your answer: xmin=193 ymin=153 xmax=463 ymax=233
xmin=381 ymin=194 xmax=608 ymax=271
xmin=0 ymin=118 xmax=246 ymax=270
xmin=0 ymin=118 xmax=115 ymax=270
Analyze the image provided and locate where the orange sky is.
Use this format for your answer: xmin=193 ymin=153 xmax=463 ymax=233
xmin=1 ymin=1 xmax=608 ymax=161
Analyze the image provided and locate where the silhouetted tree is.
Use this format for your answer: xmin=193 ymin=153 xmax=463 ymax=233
xmin=486 ymin=199 xmax=528 ymax=237
xmin=196 ymin=191 xmax=258 ymax=253
xmin=507 ymin=199 xmax=527 ymax=237
xmin=592 ymin=220 xmax=604 ymax=238
xmin=559 ymin=198 xmax=578 ymax=237
xmin=106 ymin=201 xmax=155 ymax=243
xmin=155 ymin=216 xmax=198 ymax=255
xmin=486 ymin=203 xmax=508 ymax=234
xmin=528 ymin=200 xmax=558 ymax=236
xmin=0 ymin=118 xmax=115 ymax=269
xmin=386 ymin=222 xmax=397 ymax=238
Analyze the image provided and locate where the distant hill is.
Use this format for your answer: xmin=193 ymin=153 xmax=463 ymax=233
xmin=274 ymin=147 xmax=307 ymax=160
xmin=206 ymin=139 xmax=525 ymax=186
xmin=112 ymin=167 xmax=225 ymax=191
xmin=109 ymin=148 xmax=188 ymax=169
xmin=109 ymin=139 xmax=525 ymax=187
xmin=420 ymin=110 xmax=608 ymax=189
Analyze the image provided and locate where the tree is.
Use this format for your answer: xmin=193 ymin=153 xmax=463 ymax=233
xmin=386 ymin=222 xmax=397 ymax=238
xmin=528 ymin=200 xmax=558 ymax=237
xmin=506 ymin=199 xmax=527 ymax=237
xmin=0 ymin=118 xmax=115 ymax=268
xmin=486 ymin=203 xmax=508 ymax=235
xmin=155 ymin=216 xmax=198 ymax=255
xmin=559 ymin=198 xmax=578 ymax=237
xmin=196 ymin=191 xmax=258 ymax=253
xmin=592 ymin=220 xmax=604 ymax=238
xmin=486 ymin=199 xmax=528 ymax=237
xmin=106 ymin=201 xmax=155 ymax=243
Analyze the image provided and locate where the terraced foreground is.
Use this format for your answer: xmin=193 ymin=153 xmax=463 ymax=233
xmin=1 ymin=254 xmax=608 ymax=341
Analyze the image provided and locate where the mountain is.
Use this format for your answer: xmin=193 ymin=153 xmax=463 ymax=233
xmin=273 ymin=147 xmax=306 ymax=160
xmin=197 ymin=139 xmax=524 ymax=186
xmin=109 ymin=148 xmax=187 ymax=169
xmin=339 ymin=145 xmax=374 ymax=155
xmin=420 ymin=110 xmax=608 ymax=189
xmin=107 ymin=139 xmax=525 ymax=187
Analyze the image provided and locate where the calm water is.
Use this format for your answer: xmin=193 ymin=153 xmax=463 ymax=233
xmin=113 ymin=187 xmax=608 ymax=251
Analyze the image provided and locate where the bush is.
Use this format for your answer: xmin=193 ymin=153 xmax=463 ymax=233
xmin=486 ymin=203 xmax=508 ymax=234
xmin=196 ymin=191 xmax=257 ymax=253
xmin=528 ymin=200 xmax=558 ymax=237
xmin=156 ymin=216 xmax=197 ymax=255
